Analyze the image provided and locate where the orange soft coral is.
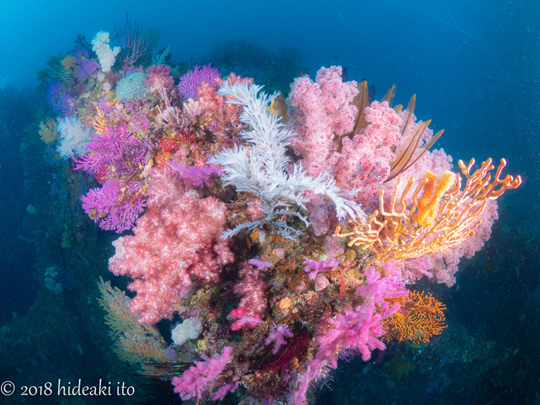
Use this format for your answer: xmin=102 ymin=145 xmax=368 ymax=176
xmin=416 ymin=170 xmax=456 ymax=228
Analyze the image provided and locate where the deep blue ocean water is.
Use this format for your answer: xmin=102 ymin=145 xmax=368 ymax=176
xmin=0 ymin=0 xmax=539 ymax=403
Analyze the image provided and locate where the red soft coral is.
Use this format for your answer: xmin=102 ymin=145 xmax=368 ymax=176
xmin=197 ymin=72 xmax=254 ymax=147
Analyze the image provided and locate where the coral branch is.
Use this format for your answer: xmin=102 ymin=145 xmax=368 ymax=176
xmin=334 ymin=158 xmax=521 ymax=261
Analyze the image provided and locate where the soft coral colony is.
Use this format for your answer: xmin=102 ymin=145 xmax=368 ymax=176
xmin=39 ymin=30 xmax=521 ymax=403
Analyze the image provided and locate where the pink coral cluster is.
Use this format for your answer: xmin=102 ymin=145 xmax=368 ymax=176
xmin=287 ymin=66 xmax=358 ymax=178
xmin=329 ymin=100 xmax=403 ymax=207
xmin=172 ymin=346 xmax=236 ymax=400
xmin=230 ymin=262 xmax=267 ymax=330
xmin=48 ymin=37 xmax=520 ymax=403
xmin=108 ymin=164 xmax=234 ymax=324
xmin=197 ymin=72 xmax=254 ymax=146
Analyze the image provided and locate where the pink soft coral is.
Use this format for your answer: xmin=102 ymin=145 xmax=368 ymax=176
xmin=230 ymin=262 xmax=267 ymax=330
xmin=320 ymin=100 xmax=401 ymax=213
xmin=287 ymin=66 xmax=358 ymax=178
xmin=197 ymin=72 xmax=254 ymax=146
xmin=108 ymin=165 xmax=234 ymax=324
xmin=330 ymin=101 xmax=401 ymax=204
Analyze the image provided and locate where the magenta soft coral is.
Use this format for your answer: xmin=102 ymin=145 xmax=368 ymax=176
xmin=286 ymin=301 xmax=388 ymax=404
xmin=317 ymin=301 xmax=386 ymax=367
xmin=356 ymin=266 xmax=408 ymax=307
xmin=265 ymin=324 xmax=293 ymax=354
xmin=298 ymin=265 xmax=407 ymax=395
xmin=108 ymin=165 xmax=234 ymax=324
xmin=172 ymin=346 xmax=236 ymax=400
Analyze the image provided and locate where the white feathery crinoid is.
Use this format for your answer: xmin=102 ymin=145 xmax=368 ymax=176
xmin=209 ymin=83 xmax=366 ymax=240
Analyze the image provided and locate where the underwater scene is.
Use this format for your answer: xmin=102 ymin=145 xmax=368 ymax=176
xmin=0 ymin=0 xmax=539 ymax=404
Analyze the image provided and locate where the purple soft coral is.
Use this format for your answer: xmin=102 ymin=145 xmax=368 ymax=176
xmin=303 ymin=258 xmax=339 ymax=280
xmin=168 ymin=161 xmax=221 ymax=188
xmin=265 ymin=324 xmax=293 ymax=354
xmin=81 ymin=180 xmax=146 ymax=233
xmin=177 ymin=64 xmax=220 ymax=100
xmin=248 ymin=258 xmax=272 ymax=270
xmin=172 ymin=346 xmax=234 ymax=400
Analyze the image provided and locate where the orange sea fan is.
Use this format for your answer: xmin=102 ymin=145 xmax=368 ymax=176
xmin=334 ymin=158 xmax=521 ymax=261
xmin=39 ymin=118 xmax=58 ymax=145
xmin=92 ymin=106 xmax=107 ymax=134
xmin=383 ymin=290 xmax=447 ymax=344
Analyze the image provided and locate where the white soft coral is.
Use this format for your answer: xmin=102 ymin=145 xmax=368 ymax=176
xmin=210 ymin=83 xmax=366 ymax=240
xmin=91 ymin=31 xmax=120 ymax=72
xmin=56 ymin=117 xmax=92 ymax=158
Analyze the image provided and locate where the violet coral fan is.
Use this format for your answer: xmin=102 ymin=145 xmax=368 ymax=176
xmin=81 ymin=179 xmax=145 ymax=233
xmin=177 ymin=64 xmax=220 ymax=100
xmin=74 ymin=111 xmax=151 ymax=233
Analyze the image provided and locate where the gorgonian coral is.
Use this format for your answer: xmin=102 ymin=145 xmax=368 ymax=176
xmin=177 ymin=64 xmax=220 ymax=100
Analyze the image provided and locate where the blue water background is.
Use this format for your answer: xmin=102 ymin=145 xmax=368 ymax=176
xmin=0 ymin=0 xmax=538 ymax=402
xmin=2 ymin=0 xmax=537 ymax=198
